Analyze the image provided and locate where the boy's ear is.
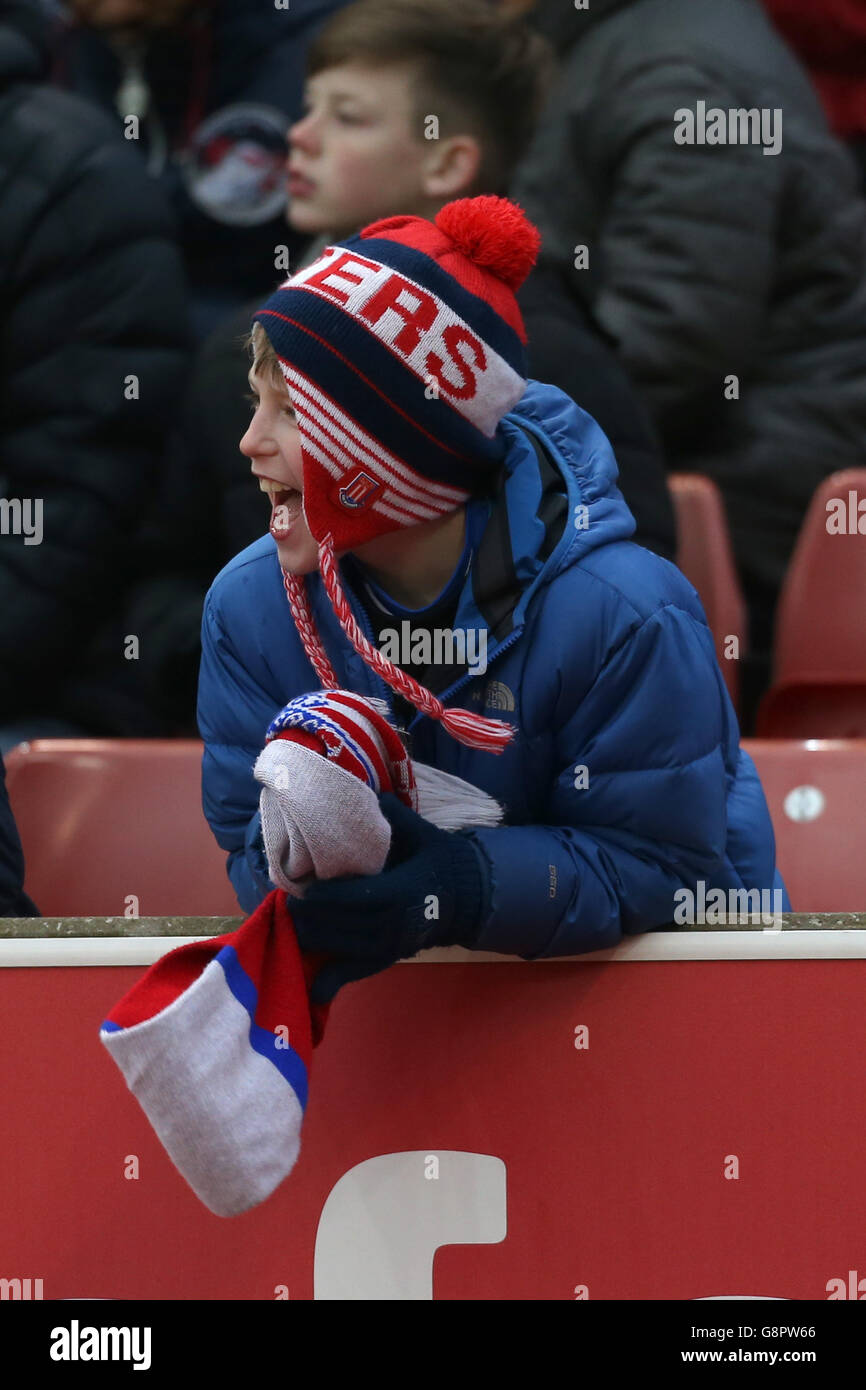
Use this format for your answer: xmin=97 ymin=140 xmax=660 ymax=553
xmin=421 ymin=135 xmax=483 ymax=201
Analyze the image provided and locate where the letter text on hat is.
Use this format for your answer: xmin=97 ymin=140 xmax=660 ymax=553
xmin=302 ymin=249 xmax=384 ymax=305
xmin=359 ymin=275 xmax=439 ymax=354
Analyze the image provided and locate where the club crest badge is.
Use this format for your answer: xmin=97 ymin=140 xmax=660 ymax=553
xmin=339 ymin=472 xmax=382 ymax=510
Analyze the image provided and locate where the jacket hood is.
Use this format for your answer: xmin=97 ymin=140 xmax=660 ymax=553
xmin=0 ymin=1 xmax=50 ymax=84
xmin=529 ymin=0 xmax=634 ymax=51
xmin=463 ymin=377 xmax=637 ymax=643
xmin=305 ymin=377 xmax=636 ymax=714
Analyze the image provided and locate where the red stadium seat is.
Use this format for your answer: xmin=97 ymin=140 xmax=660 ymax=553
xmin=743 ymin=738 xmax=866 ymax=911
xmin=669 ymin=473 xmax=747 ymax=711
xmin=4 ymin=740 xmax=240 ymax=918
xmin=756 ymin=470 xmax=866 ymax=736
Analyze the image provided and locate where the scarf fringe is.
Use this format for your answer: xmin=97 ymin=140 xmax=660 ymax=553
xmin=413 ymin=761 xmax=505 ymax=830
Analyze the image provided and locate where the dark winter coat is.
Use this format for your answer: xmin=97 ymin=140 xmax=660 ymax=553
xmin=49 ymin=0 xmax=349 ymax=334
xmin=0 ymin=1 xmax=191 ymax=727
xmin=198 ymin=378 xmax=787 ymax=942
xmin=517 ymin=263 xmax=675 ymax=561
xmin=511 ymin=0 xmax=866 ymax=657
xmin=0 ymin=753 xmax=38 ymax=917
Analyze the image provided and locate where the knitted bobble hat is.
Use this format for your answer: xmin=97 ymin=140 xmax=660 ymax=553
xmin=253 ymin=195 xmax=541 ymax=753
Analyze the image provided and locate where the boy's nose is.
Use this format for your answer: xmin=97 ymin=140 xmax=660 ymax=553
xmin=288 ymin=113 xmax=319 ymax=157
xmin=239 ymin=418 xmax=275 ymax=460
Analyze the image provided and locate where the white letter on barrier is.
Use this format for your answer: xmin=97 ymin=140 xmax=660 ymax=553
xmin=314 ymin=1151 xmax=506 ymax=1299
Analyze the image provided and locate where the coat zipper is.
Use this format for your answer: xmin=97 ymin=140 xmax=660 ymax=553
xmin=406 ymin=624 xmax=525 ymax=736
xmin=338 ymin=566 xmax=526 ymax=741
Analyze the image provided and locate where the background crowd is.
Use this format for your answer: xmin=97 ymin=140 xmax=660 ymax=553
xmin=2 ymin=0 xmax=866 ymax=915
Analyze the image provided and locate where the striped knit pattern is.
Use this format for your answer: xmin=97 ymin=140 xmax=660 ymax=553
xmin=265 ymin=690 xmax=418 ymax=809
xmin=255 ymin=197 xmax=535 ymax=754
xmin=254 ymin=213 xmax=530 ymax=554
xmin=277 ymin=358 xmax=470 ymax=545
xmin=283 ymin=241 xmax=527 ymax=437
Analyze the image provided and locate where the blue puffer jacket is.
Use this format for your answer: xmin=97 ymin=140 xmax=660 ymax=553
xmin=198 ymin=379 xmax=788 ymax=952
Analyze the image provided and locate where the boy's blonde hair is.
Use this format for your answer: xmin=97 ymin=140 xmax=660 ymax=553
xmin=307 ymin=0 xmax=553 ymax=196
xmin=245 ymin=321 xmax=286 ymax=392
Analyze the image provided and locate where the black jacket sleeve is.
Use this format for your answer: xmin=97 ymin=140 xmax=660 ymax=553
xmin=518 ymin=264 xmax=677 ymax=561
xmin=0 ymin=754 xmax=38 ymax=917
xmin=0 ymin=84 xmax=192 ymax=722
xmin=580 ymin=60 xmax=781 ymax=449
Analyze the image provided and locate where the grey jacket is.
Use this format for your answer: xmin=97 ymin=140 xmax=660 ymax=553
xmin=511 ymin=0 xmax=866 ymax=621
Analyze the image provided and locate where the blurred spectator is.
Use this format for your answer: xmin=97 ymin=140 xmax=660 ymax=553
xmin=762 ymin=0 xmax=866 ymax=188
xmin=0 ymin=754 xmax=38 ymax=917
xmin=0 ymin=0 xmax=190 ymax=748
xmin=121 ymin=0 xmax=677 ymax=737
xmin=511 ymin=0 xmax=866 ymax=727
xmin=277 ymin=0 xmax=675 ymax=560
xmin=49 ymin=0 xmax=351 ymax=339
xmin=184 ymin=0 xmax=676 ymax=561
xmin=517 ymin=263 xmax=675 ymax=563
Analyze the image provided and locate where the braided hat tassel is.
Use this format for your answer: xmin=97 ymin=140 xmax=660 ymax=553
xmin=281 ymin=540 xmax=515 ymax=754
xmin=283 ymin=567 xmax=337 ymax=689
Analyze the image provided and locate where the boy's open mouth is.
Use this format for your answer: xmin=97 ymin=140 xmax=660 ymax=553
xmin=259 ymin=477 xmax=303 ymax=541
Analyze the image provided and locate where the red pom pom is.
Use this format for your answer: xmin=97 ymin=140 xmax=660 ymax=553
xmin=435 ymin=196 xmax=541 ymax=291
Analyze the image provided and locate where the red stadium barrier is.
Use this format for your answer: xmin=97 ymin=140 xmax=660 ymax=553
xmin=1 ymin=924 xmax=865 ymax=1300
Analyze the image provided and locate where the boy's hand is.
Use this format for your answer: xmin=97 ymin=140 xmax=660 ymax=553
xmin=290 ymin=793 xmax=490 ymax=1005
